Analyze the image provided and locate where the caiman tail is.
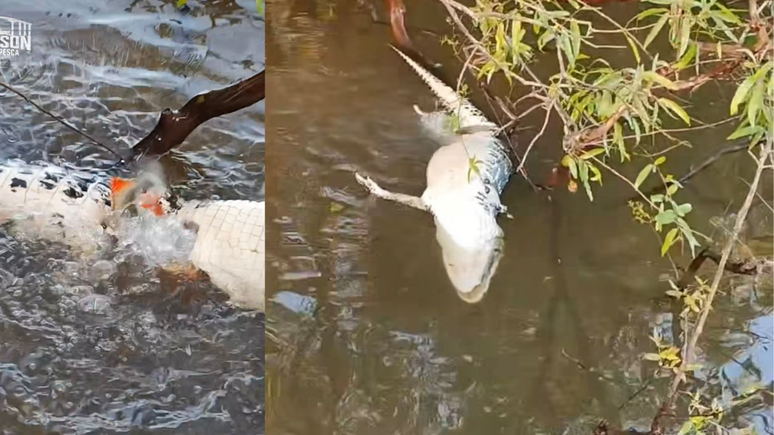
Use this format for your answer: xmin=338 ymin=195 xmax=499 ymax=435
xmin=391 ymin=46 xmax=497 ymax=131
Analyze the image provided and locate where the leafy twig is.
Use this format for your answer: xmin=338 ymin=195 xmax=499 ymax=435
xmin=651 ymin=138 xmax=773 ymax=434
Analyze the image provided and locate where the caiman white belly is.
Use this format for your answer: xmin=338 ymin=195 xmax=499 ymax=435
xmin=421 ymin=132 xmax=507 ymax=248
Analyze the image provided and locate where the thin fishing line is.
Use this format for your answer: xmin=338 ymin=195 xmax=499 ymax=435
xmin=0 ymin=80 xmax=126 ymax=165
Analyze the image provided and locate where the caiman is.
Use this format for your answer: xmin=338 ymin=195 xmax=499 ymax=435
xmin=355 ymin=47 xmax=514 ymax=303
xmin=0 ymin=159 xmax=265 ymax=311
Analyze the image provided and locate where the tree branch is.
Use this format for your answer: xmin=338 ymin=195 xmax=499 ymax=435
xmin=651 ymin=138 xmax=773 ymax=434
xmin=130 ymin=70 xmax=265 ymax=160
xmin=637 ymin=140 xmax=751 ymax=200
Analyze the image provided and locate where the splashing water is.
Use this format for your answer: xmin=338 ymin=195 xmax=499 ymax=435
xmin=112 ymin=212 xmax=198 ymax=268
xmin=5 ymin=212 xmax=113 ymax=258
xmin=110 ymin=159 xmax=199 ymax=267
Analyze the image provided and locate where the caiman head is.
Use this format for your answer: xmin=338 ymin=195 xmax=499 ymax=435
xmin=435 ymin=221 xmax=504 ymax=304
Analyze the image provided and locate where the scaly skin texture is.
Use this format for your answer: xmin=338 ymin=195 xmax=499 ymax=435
xmin=0 ymin=160 xmax=113 ymax=221
xmin=0 ymin=161 xmax=113 ymax=253
xmin=174 ymin=200 xmax=265 ymax=311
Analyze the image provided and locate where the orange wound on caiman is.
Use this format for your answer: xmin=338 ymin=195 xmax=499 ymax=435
xmin=110 ymin=177 xmax=136 ymax=195
xmin=110 ymin=177 xmax=164 ymax=216
xmin=139 ymin=192 xmax=165 ymax=216
xmin=110 ymin=177 xmax=136 ymax=210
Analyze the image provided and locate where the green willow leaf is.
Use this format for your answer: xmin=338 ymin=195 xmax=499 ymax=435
xmin=675 ymin=42 xmax=697 ymax=70
xmin=658 ymin=98 xmax=691 ymax=125
xmin=568 ymin=157 xmax=578 ymax=179
xmin=730 ymin=75 xmax=757 ymax=115
xmin=678 ymin=20 xmax=691 ymax=58
xmin=661 ymin=228 xmax=679 ymax=256
xmin=676 ymin=203 xmax=692 ymax=216
xmin=571 ymin=20 xmax=582 ymax=61
xmin=625 ymin=33 xmax=641 ymax=64
xmin=643 ymin=353 xmax=662 ymax=361
xmin=634 ymin=164 xmax=654 ymax=189
xmin=644 ymin=71 xmax=679 ymax=90
xmin=644 ymin=14 xmax=670 ymax=49
xmin=580 ymin=148 xmax=606 ymax=160
xmin=579 ymin=160 xmax=589 ymax=182
xmin=636 ymin=8 xmax=669 ymax=21
xmin=747 ymin=80 xmax=765 ymax=126
xmin=676 ymin=218 xmax=700 ymax=255
xmin=583 ymin=178 xmax=594 ymax=201
xmin=538 ymin=31 xmax=556 ymax=50
xmin=677 ymin=421 xmax=694 ymax=435
xmin=727 ymin=124 xmax=764 ymax=140
xmin=656 ymin=210 xmax=677 ymax=225
xmin=628 ymin=115 xmax=642 ymax=147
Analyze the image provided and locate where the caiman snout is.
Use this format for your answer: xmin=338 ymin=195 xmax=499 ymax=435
xmin=435 ymin=222 xmax=504 ymax=303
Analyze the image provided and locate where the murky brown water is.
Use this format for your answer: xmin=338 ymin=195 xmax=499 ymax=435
xmin=0 ymin=0 xmax=264 ymax=433
xmin=265 ymin=1 xmax=772 ymax=434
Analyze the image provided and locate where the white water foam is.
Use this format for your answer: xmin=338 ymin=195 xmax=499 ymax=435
xmin=112 ymin=211 xmax=197 ymax=268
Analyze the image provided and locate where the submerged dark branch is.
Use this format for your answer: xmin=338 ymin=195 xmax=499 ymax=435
xmin=677 ymin=246 xmax=765 ymax=289
xmin=131 ymin=70 xmax=265 ymax=159
xmin=637 ymin=141 xmax=751 ymax=200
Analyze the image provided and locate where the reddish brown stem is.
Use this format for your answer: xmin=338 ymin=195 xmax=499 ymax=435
xmin=381 ymin=0 xmax=444 ymax=74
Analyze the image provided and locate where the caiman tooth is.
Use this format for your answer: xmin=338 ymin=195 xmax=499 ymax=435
xmin=391 ymin=45 xmax=497 ymax=131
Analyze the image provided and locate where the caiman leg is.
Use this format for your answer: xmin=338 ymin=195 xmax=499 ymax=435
xmin=355 ymin=173 xmax=428 ymax=212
